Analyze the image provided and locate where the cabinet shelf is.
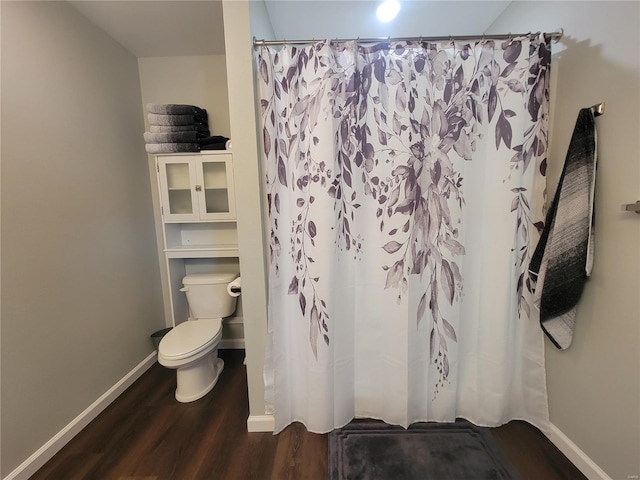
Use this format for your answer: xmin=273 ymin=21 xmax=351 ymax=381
xmin=162 ymin=218 xmax=235 ymax=224
xmin=163 ymin=222 xmax=237 ymax=250
xmin=164 ymin=244 xmax=239 ymax=259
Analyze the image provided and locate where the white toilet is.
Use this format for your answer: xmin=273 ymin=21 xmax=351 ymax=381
xmin=158 ymin=272 xmax=239 ymax=403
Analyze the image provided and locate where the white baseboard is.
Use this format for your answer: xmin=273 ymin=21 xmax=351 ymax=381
xmin=547 ymin=423 xmax=611 ymax=480
xmin=4 ymin=352 xmax=158 ymax=480
xmin=247 ymin=414 xmax=275 ymax=432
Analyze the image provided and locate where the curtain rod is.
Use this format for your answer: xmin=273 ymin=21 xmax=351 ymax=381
xmin=253 ymin=31 xmax=563 ymax=48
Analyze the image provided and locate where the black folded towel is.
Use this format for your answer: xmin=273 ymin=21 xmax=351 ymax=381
xmin=146 ymin=103 xmax=206 ymax=116
xmin=199 ymin=143 xmax=227 ymax=151
xmin=198 ymin=135 xmax=229 ymax=146
xmin=198 ymin=135 xmax=229 ymax=150
xmin=144 ymin=131 xmax=198 ymax=144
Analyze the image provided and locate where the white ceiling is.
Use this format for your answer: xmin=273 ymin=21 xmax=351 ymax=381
xmin=68 ymin=0 xmax=512 ymax=58
xmin=263 ymin=1 xmax=512 ymax=41
xmin=69 ymin=1 xmax=226 ymax=57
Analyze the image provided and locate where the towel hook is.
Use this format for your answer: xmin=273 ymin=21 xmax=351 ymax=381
xmin=591 ymin=102 xmax=605 ymax=117
xmin=622 ymin=201 xmax=640 ymax=214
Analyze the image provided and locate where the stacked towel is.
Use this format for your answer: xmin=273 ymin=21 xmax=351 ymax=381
xmin=144 ymin=131 xmax=199 ymax=144
xmin=144 ymin=104 xmax=210 ymax=154
xmin=199 ymin=135 xmax=231 ymax=151
xmin=147 ymin=104 xmax=207 ymax=116
xmin=529 ymin=108 xmax=597 ymax=350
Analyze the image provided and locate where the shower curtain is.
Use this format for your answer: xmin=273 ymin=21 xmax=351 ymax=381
xmin=258 ymin=35 xmax=552 ymax=434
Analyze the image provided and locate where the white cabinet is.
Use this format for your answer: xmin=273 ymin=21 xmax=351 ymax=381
xmin=154 ymin=151 xmax=244 ymax=348
xmin=157 ymin=153 xmax=236 ymax=222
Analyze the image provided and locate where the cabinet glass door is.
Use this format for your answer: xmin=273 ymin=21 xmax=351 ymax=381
xmin=199 ymin=156 xmax=236 ymax=220
xmin=158 ymin=158 xmax=198 ymax=222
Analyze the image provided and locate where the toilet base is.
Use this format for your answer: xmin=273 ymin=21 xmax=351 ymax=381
xmin=175 ymin=354 xmax=224 ymax=403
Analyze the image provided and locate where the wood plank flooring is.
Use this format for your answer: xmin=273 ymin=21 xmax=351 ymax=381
xmin=31 ymin=349 xmax=586 ymax=479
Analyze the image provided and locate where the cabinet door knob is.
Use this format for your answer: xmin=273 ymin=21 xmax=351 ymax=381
xmin=195 ymin=184 xmax=202 ymax=192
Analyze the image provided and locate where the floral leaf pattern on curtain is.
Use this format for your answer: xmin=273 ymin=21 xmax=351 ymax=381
xmin=259 ymin=35 xmax=550 ymax=391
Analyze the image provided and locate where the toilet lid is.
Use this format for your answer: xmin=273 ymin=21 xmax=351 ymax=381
xmin=159 ymin=318 xmax=222 ymax=360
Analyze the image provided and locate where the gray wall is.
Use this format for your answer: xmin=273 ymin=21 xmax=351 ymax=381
xmin=1 ymin=1 xmax=165 ymax=476
xmin=489 ymin=2 xmax=640 ymax=478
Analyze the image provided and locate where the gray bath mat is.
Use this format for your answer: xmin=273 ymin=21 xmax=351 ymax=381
xmin=329 ymin=420 xmax=521 ymax=480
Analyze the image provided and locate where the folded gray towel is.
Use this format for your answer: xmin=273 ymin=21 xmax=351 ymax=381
xmin=145 ymin=143 xmax=200 ymax=154
xmin=148 ymin=113 xmax=194 ymax=126
xmin=150 ymin=125 xmax=193 ymax=133
xmin=148 ymin=113 xmax=208 ymax=126
xmin=146 ymin=103 xmax=205 ymax=116
xmin=144 ymin=131 xmax=198 ymax=143
xmin=149 ymin=125 xmax=209 ymax=134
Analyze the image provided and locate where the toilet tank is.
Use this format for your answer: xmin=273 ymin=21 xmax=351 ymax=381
xmin=181 ymin=272 xmax=238 ymax=319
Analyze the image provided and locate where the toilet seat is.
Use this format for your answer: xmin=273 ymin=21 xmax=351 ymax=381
xmin=159 ymin=318 xmax=222 ymax=360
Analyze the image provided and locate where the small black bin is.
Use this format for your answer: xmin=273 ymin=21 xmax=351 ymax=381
xmin=150 ymin=327 xmax=172 ymax=351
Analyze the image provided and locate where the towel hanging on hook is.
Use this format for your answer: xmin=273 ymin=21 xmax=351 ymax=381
xmin=529 ymin=108 xmax=598 ymax=350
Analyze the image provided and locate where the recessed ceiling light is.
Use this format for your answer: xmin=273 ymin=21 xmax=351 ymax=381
xmin=376 ymin=0 xmax=400 ymax=23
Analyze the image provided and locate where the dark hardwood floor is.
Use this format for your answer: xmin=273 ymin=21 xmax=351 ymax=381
xmin=31 ymin=349 xmax=586 ymax=479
